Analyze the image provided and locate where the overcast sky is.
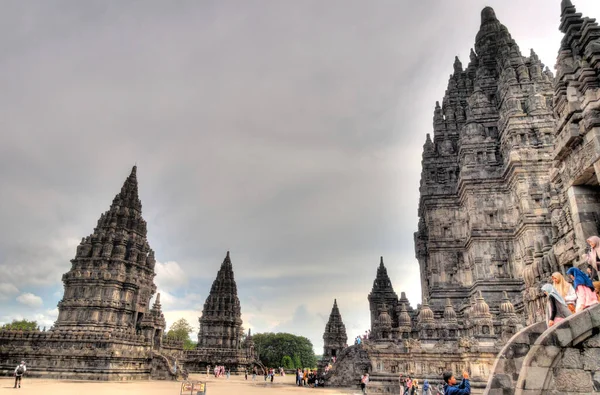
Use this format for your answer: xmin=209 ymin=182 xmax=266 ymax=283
xmin=1 ymin=0 xmax=599 ymax=353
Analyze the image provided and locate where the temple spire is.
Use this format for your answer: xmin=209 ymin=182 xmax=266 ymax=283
xmin=198 ymin=252 xmax=243 ymax=348
xmin=322 ymin=299 xmax=347 ymax=359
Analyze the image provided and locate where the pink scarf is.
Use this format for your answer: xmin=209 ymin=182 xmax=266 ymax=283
xmin=586 ymin=236 xmax=600 ymax=271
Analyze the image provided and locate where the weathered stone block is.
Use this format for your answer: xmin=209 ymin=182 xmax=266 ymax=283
xmin=583 ymin=348 xmax=600 ymax=371
xmin=552 ymin=368 xmax=594 ymax=392
xmin=529 ymin=345 xmax=561 ymax=368
xmin=558 ymin=348 xmax=583 ymax=369
xmin=569 ymin=310 xmax=593 ymax=342
xmin=583 ymin=333 xmax=600 ymax=348
xmin=554 ymin=327 xmax=574 ymax=347
xmin=589 ymin=305 xmax=600 ymax=328
xmin=522 ymin=366 xmax=550 ymax=390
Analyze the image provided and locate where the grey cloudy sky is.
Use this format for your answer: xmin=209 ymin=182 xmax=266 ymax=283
xmin=1 ymin=0 xmax=599 ymax=352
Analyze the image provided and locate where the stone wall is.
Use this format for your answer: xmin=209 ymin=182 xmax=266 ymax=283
xmin=184 ymin=347 xmax=253 ymax=374
xmin=0 ymin=329 xmax=155 ymax=380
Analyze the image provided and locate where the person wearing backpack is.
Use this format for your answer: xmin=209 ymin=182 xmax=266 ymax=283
xmin=14 ymin=361 xmax=26 ymax=388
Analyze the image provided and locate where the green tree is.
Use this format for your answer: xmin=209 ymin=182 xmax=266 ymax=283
xmin=281 ymin=355 xmax=294 ymax=369
xmin=166 ymin=318 xmax=194 ymax=341
xmin=183 ymin=339 xmax=197 ymax=350
xmin=252 ymin=332 xmax=317 ymax=368
xmin=293 ymin=355 xmax=302 ymax=369
xmin=1 ymin=319 xmax=38 ymax=331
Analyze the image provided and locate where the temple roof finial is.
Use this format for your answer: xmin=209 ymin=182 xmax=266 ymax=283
xmin=561 ymin=0 xmax=574 ymax=13
xmin=481 ymin=7 xmax=498 ymax=24
xmin=454 ymin=56 xmax=463 ymax=73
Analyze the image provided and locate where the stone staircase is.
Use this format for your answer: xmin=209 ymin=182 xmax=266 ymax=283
xmin=484 ymin=303 xmax=600 ymax=394
xmin=151 ymin=351 xmax=182 ymax=380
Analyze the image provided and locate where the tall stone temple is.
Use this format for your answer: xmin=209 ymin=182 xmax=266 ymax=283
xmin=185 ymin=252 xmax=255 ymax=371
xmin=327 ymin=2 xmax=600 ymax=393
xmin=56 ymin=166 xmax=164 ymax=339
xmin=0 ymin=167 xmax=183 ymax=380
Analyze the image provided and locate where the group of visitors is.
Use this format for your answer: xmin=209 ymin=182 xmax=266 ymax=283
xmin=211 ymin=365 xmax=229 ymax=378
xmin=399 ymin=375 xmax=425 ymax=395
xmin=355 ymin=330 xmax=371 ymax=345
xmin=358 ymin=370 xmax=466 ymax=395
xmin=296 ymin=368 xmax=323 ymax=387
xmin=541 ymin=236 xmax=600 ymax=327
xmin=264 ymin=367 xmax=276 ymax=382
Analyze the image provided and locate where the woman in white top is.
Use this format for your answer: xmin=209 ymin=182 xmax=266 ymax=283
xmin=552 ymin=272 xmax=577 ymax=313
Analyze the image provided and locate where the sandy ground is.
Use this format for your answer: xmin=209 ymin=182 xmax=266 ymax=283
xmin=0 ymin=374 xmax=359 ymax=395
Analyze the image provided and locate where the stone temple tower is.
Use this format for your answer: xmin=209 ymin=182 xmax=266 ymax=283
xmin=54 ymin=166 xmax=162 ymax=333
xmin=322 ymin=299 xmax=347 ymax=359
xmin=197 ymin=251 xmax=243 ymax=349
xmin=415 ymin=6 xmax=556 ymax=322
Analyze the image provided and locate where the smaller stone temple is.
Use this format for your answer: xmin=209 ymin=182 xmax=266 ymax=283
xmin=322 ymin=299 xmax=348 ymax=360
xmin=184 ymin=252 xmax=256 ymax=372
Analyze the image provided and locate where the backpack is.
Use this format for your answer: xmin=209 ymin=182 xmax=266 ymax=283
xmin=16 ymin=366 xmax=24 ymax=375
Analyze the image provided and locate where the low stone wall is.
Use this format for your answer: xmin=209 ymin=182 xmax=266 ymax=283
xmin=0 ymin=329 xmax=184 ymax=381
xmin=183 ymin=347 xmax=253 ymax=374
xmin=483 ymin=321 xmax=546 ymax=394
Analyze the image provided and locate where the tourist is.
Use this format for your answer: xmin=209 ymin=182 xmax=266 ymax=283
xmin=442 ymin=371 xmax=470 ymax=395
xmin=270 ymin=368 xmax=274 ymax=382
xmin=567 ymin=267 xmax=599 ymax=312
xmin=398 ymin=374 xmax=404 ymax=395
xmin=303 ymin=369 xmax=308 ymax=386
xmin=252 ymin=366 xmax=257 ymax=381
xmin=404 ymin=376 xmax=412 ymax=395
xmin=360 ymin=373 xmax=369 ymax=394
xmin=412 ymin=379 xmax=419 ymax=395
xmin=297 ymin=368 xmax=303 ymax=386
xmin=542 ymin=284 xmax=571 ymax=327
xmin=585 ymin=236 xmax=600 ymax=272
xmin=422 ymin=379 xmax=431 ymax=395
xmin=206 ymin=365 xmax=210 ymax=378
xmin=226 ymin=367 xmax=230 ymax=379
xmin=551 ymin=272 xmax=577 ymax=313
xmin=586 ymin=264 xmax=599 ymax=282
xmin=14 ymin=361 xmax=26 ymax=389
xmin=244 ymin=368 xmax=248 ymax=380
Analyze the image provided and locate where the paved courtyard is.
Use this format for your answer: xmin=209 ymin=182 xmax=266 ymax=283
xmin=0 ymin=375 xmax=358 ymax=395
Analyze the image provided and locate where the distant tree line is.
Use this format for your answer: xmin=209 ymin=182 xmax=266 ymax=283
xmin=1 ymin=319 xmax=39 ymax=331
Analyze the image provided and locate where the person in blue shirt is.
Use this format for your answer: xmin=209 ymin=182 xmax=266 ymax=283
xmin=442 ymin=371 xmax=470 ymax=395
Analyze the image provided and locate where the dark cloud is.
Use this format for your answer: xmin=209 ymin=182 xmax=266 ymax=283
xmin=1 ymin=0 xmax=599 ymax=352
